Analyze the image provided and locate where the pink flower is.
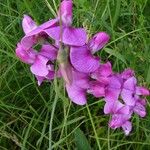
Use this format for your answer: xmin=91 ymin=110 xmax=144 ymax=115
xmin=104 ymin=100 xmax=132 ymax=135
xmin=121 ymin=76 xmax=149 ymax=106
xmin=89 ymin=32 xmax=110 ymax=54
xmin=70 ymin=33 xmax=110 ymax=73
xmin=16 ymin=43 xmax=57 ymax=85
xmin=21 ymin=14 xmax=58 ymax=49
xmin=45 ymin=0 xmax=87 ymax=46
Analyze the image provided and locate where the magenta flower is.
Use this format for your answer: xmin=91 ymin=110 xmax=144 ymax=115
xmin=16 ymin=43 xmax=57 ymax=85
xmin=88 ymin=62 xmax=113 ymax=97
xmin=104 ymin=100 xmax=132 ymax=135
xmin=121 ymin=76 xmax=149 ymax=106
xmin=45 ymin=0 xmax=87 ymax=46
xmin=89 ymin=32 xmax=110 ymax=54
xmin=65 ymin=69 xmax=90 ymax=105
xmin=132 ymin=98 xmax=146 ymax=117
xmin=70 ymin=32 xmax=110 ymax=73
xmin=58 ymin=0 xmax=73 ymax=26
xmin=15 ymin=0 xmax=150 ymax=135
xmin=21 ymin=14 xmax=58 ymax=49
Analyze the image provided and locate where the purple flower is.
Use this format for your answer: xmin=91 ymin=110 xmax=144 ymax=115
xmin=104 ymin=100 xmax=132 ymax=135
xmin=89 ymin=32 xmax=110 ymax=54
xmin=70 ymin=32 xmax=110 ymax=73
xmin=121 ymin=76 xmax=149 ymax=106
xmin=57 ymin=46 xmax=89 ymax=105
xmin=16 ymin=43 xmax=57 ymax=85
xmin=58 ymin=0 xmax=73 ymax=26
xmin=65 ymin=69 xmax=90 ymax=105
xmin=22 ymin=15 xmax=37 ymax=34
xmin=133 ymin=98 xmax=146 ymax=117
xmin=45 ymin=0 xmax=87 ymax=46
xmin=88 ymin=62 xmax=113 ymax=97
xmin=21 ymin=14 xmax=58 ymax=49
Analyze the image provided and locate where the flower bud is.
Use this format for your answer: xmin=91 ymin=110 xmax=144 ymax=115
xmin=89 ymin=32 xmax=110 ymax=53
xmin=59 ymin=0 xmax=73 ymax=26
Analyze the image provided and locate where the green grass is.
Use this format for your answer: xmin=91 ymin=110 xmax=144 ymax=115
xmin=0 ymin=0 xmax=150 ymax=149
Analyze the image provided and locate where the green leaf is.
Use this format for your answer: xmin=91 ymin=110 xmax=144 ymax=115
xmin=74 ymin=128 xmax=92 ymax=150
xmin=146 ymin=65 xmax=150 ymax=84
xmin=104 ymin=48 xmax=127 ymax=64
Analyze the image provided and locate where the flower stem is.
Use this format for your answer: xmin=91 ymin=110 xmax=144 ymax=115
xmin=86 ymin=104 xmax=101 ymax=150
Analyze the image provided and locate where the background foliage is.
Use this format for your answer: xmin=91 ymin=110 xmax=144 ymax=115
xmin=0 ymin=0 xmax=150 ymax=149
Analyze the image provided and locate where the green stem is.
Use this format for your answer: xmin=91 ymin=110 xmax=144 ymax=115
xmin=86 ymin=104 xmax=101 ymax=150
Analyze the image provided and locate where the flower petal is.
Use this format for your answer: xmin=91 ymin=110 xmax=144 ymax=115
xmin=70 ymin=46 xmax=100 ymax=73
xmin=109 ymin=114 xmax=125 ymax=129
xmin=66 ymin=83 xmax=87 ymax=105
xmin=62 ymin=27 xmax=87 ymax=46
xmin=30 ymin=55 xmax=49 ymax=76
xmin=109 ymin=75 xmax=122 ymax=89
xmin=39 ymin=18 xmax=58 ymax=29
xmin=123 ymin=77 xmax=137 ymax=91
xmin=104 ymin=100 xmax=124 ymax=114
xmin=121 ymin=68 xmax=134 ymax=79
xmin=22 ymin=15 xmax=37 ymax=34
xmin=46 ymin=26 xmax=87 ymax=46
xmin=39 ymin=44 xmax=57 ymax=60
xmin=89 ymin=32 xmax=110 ymax=53
xmin=73 ymin=70 xmax=89 ymax=89
xmin=105 ymin=87 xmax=121 ymax=102
xmin=121 ymin=89 xmax=135 ymax=106
xmin=91 ymin=62 xmax=112 ymax=82
xmin=135 ymin=86 xmax=149 ymax=96
xmin=35 ymin=75 xmax=45 ymax=86
xmin=134 ymin=101 xmax=146 ymax=117
xmin=122 ymin=121 xmax=132 ymax=136
xmin=44 ymin=26 xmax=61 ymax=41
xmin=16 ymin=43 xmax=36 ymax=64
xmin=59 ymin=0 xmax=73 ymax=26
xmin=88 ymin=81 xmax=105 ymax=98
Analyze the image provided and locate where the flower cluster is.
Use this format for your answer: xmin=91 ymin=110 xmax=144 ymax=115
xmin=16 ymin=0 xmax=149 ymax=135
xmin=89 ymin=64 xmax=149 ymax=135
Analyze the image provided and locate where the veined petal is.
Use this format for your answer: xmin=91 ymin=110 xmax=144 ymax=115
xmin=121 ymin=89 xmax=135 ymax=106
xmin=73 ymin=70 xmax=89 ymax=89
xmin=30 ymin=55 xmax=49 ymax=76
xmin=44 ymin=26 xmax=61 ymax=41
xmin=104 ymin=100 xmax=124 ymax=114
xmin=91 ymin=62 xmax=112 ymax=81
xmin=21 ymin=19 xmax=58 ymax=49
xmin=123 ymin=77 xmax=137 ymax=91
xmin=118 ymin=105 xmax=130 ymax=115
xmin=105 ymin=87 xmax=121 ymax=102
xmin=66 ymin=83 xmax=87 ymax=105
xmin=109 ymin=114 xmax=125 ymax=129
xmin=35 ymin=75 xmax=45 ymax=86
xmin=134 ymin=101 xmax=146 ymax=117
xmin=109 ymin=75 xmax=122 ymax=89
xmin=89 ymin=32 xmax=110 ymax=53
xmin=121 ymin=68 xmax=134 ymax=79
xmin=135 ymin=86 xmax=149 ymax=96
xmin=63 ymin=27 xmax=87 ymax=46
xmin=39 ymin=44 xmax=57 ymax=60
xmin=16 ymin=43 xmax=36 ymax=64
xmin=39 ymin=18 xmax=58 ymax=29
xmin=70 ymin=46 xmax=100 ymax=73
xmin=88 ymin=81 xmax=105 ymax=98
xmin=46 ymin=26 xmax=87 ymax=46
xmin=122 ymin=121 xmax=132 ymax=136
xmin=59 ymin=0 xmax=73 ymax=26
xmin=22 ymin=15 xmax=37 ymax=34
